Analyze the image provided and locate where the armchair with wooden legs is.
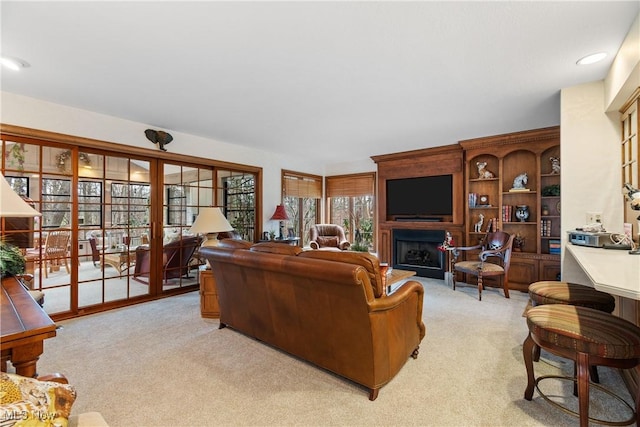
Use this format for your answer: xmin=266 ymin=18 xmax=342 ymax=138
xmin=450 ymin=231 xmax=514 ymax=301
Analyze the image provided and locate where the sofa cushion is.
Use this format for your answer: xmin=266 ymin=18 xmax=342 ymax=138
xmin=298 ymin=250 xmax=384 ymax=297
xmin=217 ymin=239 xmax=253 ymax=249
xmin=0 ymin=372 xmax=77 ymax=426
xmin=250 ymin=242 xmax=303 ymax=256
xmin=316 ymin=236 xmax=339 ymax=248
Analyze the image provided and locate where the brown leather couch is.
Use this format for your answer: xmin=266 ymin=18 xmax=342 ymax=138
xmin=199 ymin=242 xmax=425 ymax=400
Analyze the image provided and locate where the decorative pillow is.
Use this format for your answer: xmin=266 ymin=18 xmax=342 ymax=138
xmin=316 ymin=236 xmax=339 ymax=248
xmin=0 ymin=372 xmax=77 ymax=427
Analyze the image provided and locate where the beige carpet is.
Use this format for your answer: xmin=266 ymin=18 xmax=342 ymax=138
xmin=30 ymin=278 xmax=634 ymax=427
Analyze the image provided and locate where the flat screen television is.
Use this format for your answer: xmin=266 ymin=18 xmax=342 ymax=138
xmin=386 ymin=175 xmax=453 ymax=219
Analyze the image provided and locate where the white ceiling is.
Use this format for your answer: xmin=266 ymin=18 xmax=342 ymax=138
xmin=1 ymin=1 xmax=638 ymax=165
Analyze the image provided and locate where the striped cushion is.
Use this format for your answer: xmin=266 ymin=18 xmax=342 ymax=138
xmin=529 ymin=281 xmax=615 ymax=313
xmin=526 ymin=305 xmax=640 ymax=359
xmin=454 ymin=261 xmax=504 ymax=275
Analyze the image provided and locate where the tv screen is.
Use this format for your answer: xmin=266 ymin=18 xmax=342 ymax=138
xmin=386 ymin=175 xmax=453 ymax=218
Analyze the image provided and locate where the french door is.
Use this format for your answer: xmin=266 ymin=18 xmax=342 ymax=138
xmin=2 ymin=133 xmax=259 ymax=320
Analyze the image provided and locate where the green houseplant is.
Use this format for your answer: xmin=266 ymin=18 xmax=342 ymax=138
xmin=0 ymin=239 xmax=26 ymax=278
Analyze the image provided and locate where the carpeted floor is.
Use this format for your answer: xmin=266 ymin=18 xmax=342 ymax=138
xmin=33 ymin=278 xmax=634 ymax=426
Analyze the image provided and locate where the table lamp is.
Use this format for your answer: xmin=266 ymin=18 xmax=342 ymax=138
xmin=0 ymin=172 xmax=41 ymax=218
xmin=270 ymin=204 xmax=289 ymax=240
xmin=189 ymin=207 xmax=233 ymax=248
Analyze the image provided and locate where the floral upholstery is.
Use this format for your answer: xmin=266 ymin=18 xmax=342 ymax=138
xmin=0 ymin=372 xmax=76 ymax=427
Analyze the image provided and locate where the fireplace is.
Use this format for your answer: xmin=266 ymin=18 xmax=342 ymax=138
xmin=392 ymin=229 xmax=445 ymax=279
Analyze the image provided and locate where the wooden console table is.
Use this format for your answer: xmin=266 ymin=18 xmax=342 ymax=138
xmin=1 ymin=276 xmax=57 ymax=377
xmin=200 ymin=268 xmax=219 ymax=318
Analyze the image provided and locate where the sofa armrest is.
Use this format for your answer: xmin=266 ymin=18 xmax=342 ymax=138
xmin=368 ymin=280 xmax=426 ymax=340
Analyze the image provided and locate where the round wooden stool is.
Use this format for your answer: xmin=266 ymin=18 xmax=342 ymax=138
xmin=523 ymin=304 xmax=640 ymax=427
xmin=528 ymin=281 xmax=616 ymax=384
xmin=529 ymin=281 xmax=615 ymax=313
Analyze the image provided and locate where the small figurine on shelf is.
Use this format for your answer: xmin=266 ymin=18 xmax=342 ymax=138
xmin=513 ymin=233 xmax=525 ymax=252
xmin=437 ymin=231 xmax=455 ymax=252
xmin=511 ymin=173 xmax=528 ymax=191
xmin=550 ymin=157 xmax=561 ymax=175
xmin=476 ymin=161 xmax=495 ymax=179
xmin=473 ymin=214 xmax=484 ymax=232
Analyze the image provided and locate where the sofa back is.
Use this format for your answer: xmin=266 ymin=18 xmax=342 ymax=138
xmin=297 ymin=250 xmax=385 ymax=297
xmin=201 ymin=243 xmax=396 ymax=388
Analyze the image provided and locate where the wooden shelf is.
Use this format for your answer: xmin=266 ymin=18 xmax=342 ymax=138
xmin=459 ymin=126 xmax=561 ymax=291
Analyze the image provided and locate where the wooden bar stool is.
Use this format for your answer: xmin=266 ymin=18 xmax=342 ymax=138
xmin=528 ymin=281 xmax=616 ymax=384
xmin=529 ymin=281 xmax=615 ymax=313
xmin=523 ymin=304 xmax=640 ymax=427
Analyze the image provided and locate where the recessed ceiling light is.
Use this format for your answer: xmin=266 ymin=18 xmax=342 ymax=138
xmin=0 ymin=56 xmax=30 ymax=71
xmin=576 ymin=52 xmax=607 ymax=65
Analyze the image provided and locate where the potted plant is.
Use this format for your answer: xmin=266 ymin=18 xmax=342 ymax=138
xmin=0 ymin=239 xmax=26 ymax=278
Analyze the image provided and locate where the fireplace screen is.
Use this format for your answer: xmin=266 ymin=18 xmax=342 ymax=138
xmin=393 ymin=229 xmax=445 ymax=279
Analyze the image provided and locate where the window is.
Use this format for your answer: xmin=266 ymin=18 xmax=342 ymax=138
xmin=78 ymin=180 xmax=102 ymax=227
xmin=326 ymin=173 xmax=376 ymax=251
xmin=222 ymin=173 xmax=256 ymax=240
xmin=166 ymin=185 xmax=186 ymax=225
xmin=111 ymin=182 xmax=150 ymax=227
xmin=282 ymin=170 xmax=322 ymax=246
xmin=5 ymin=176 xmax=28 ymax=196
xmin=41 ymin=178 xmax=71 ymax=228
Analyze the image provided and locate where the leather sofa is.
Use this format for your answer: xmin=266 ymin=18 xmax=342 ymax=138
xmin=199 ymin=242 xmax=425 ymax=400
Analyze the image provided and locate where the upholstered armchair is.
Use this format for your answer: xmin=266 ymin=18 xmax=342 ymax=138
xmin=309 ymin=224 xmax=351 ymax=250
xmin=133 ymin=235 xmax=201 ymax=284
xmin=0 ymin=372 xmax=108 ymax=426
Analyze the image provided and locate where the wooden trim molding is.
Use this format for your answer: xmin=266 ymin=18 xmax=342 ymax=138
xmin=0 ymin=124 xmax=262 ymax=174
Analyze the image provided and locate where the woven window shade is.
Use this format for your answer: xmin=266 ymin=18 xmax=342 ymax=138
xmin=283 ymin=173 xmax=322 ymax=198
xmin=326 ymin=173 xmax=375 ymax=198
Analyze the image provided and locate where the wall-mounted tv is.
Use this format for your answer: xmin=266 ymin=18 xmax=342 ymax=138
xmin=386 ymin=174 xmax=453 ymax=219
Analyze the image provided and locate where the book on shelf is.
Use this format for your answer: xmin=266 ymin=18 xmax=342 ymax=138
xmin=501 ymin=205 xmax=513 ymax=222
xmin=468 ymin=192 xmax=477 ymax=207
xmin=541 ymin=219 xmax=552 ymax=237
xmin=508 ymin=188 xmax=531 ymax=192
xmin=548 ymin=239 xmax=561 ymax=254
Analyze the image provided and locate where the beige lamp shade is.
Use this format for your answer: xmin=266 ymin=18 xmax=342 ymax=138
xmin=189 ymin=207 xmax=233 ymax=247
xmin=0 ymin=172 xmax=41 ymax=217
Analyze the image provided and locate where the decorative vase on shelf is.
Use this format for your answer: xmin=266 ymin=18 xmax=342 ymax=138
xmin=515 ymin=205 xmax=530 ymax=222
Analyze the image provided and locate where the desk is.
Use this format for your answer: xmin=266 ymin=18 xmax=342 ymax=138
xmin=385 ymin=269 xmax=417 ymax=294
xmin=1 ymin=276 xmax=57 ymax=377
xmin=565 ymin=244 xmax=640 ymax=300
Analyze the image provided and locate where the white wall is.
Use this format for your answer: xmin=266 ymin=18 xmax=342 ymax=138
xmin=561 ymin=12 xmax=640 ymax=280
xmin=0 ymin=91 xmax=323 ymax=230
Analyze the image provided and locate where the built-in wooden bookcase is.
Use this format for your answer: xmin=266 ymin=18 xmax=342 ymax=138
xmin=460 ymin=127 xmax=561 ymax=292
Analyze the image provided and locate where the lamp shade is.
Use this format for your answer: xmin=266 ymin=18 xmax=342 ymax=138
xmin=189 ymin=207 xmax=233 ymax=235
xmin=270 ymin=204 xmax=289 ymax=221
xmin=0 ymin=172 xmax=41 ymax=217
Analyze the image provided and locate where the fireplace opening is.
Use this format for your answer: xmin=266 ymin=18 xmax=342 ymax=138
xmin=393 ymin=229 xmax=445 ymax=279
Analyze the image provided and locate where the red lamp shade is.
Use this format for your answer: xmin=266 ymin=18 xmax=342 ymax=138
xmin=270 ymin=204 xmax=289 ymax=221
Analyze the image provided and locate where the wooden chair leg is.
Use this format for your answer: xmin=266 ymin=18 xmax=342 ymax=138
xmin=523 ymin=333 xmax=536 ymax=400
xmin=576 ymin=352 xmax=590 ymax=427
xmin=477 ymin=271 xmax=483 ymax=301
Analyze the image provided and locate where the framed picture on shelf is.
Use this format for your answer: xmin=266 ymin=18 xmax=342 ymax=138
xmin=478 ymin=194 xmax=489 ymax=206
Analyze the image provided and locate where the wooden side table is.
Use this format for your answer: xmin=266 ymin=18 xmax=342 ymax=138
xmin=199 ymin=268 xmax=219 ymax=318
